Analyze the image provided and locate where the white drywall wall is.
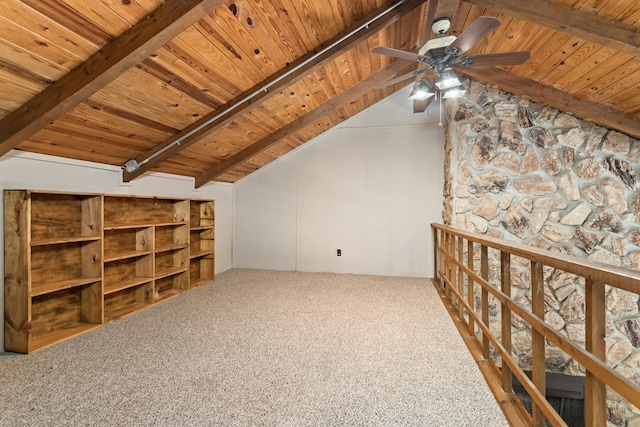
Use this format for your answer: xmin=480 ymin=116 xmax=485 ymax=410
xmin=234 ymin=86 xmax=445 ymax=277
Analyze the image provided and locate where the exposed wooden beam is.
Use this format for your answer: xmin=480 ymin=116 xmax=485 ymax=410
xmin=0 ymin=0 xmax=225 ymax=158
xmin=457 ymin=66 xmax=640 ymax=140
xmin=465 ymin=0 xmax=640 ymax=57
xmin=123 ymin=0 xmax=428 ymax=182
xmin=195 ymin=60 xmax=412 ymax=187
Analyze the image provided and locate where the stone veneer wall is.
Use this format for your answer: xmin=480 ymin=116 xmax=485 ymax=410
xmin=442 ymin=80 xmax=640 ymax=426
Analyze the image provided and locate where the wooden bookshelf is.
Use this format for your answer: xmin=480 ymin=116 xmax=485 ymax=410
xmin=4 ymin=191 xmax=215 ymax=353
xmin=189 ymin=199 xmax=215 ymax=288
xmin=4 ymin=191 xmax=103 ymax=354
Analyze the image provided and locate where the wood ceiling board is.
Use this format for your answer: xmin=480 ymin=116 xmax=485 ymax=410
xmin=54 ymin=0 xmax=133 ymax=35
xmin=194 ymin=60 xmax=409 ymax=185
xmin=550 ymin=45 xmax=621 ymax=92
xmin=535 ymin=39 xmax=596 ymax=85
xmin=123 ymin=0 xmax=428 ymax=181
xmin=575 ymin=56 xmax=640 ymax=99
xmin=160 ymin=38 xmax=249 ymax=99
xmin=0 ymin=0 xmax=227 ymax=157
xmin=20 ymin=0 xmax=113 ymax=45
xmin=0 ymin=39 xmax=69 ymax=81
xmin=0 ymin=1 xmax=99 ymax=57
xmin=90 ymin=70 xmax=213 ymax=129
xmin=0 ymin=15 xmax=85 ymax=71
xmin=92 ymin=0 xmax=164 ymax=25
xmin=134 ymin=59 xmax=222 ymax=110
xmin=466 ymin=0 xmax=640 ymax=56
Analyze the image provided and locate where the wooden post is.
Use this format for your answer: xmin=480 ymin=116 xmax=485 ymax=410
xmin=585 ymin=279 xmax=606 ymax=426
xmin=457 ymin=236 xmax=464 ymax=319
xmin=480 ymin=244 xmax=490 ymax=359
xmin=531 ymin=261 xmax=546 ymax=427
xmin=500 ymin=251 xmax=513 ymax=393
xmin=467 ymin=240 xmax=475 ymax=336
xmin=432 ymin=226 xmax=440 ymax=284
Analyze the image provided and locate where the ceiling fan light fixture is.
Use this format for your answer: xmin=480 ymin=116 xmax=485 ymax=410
xmin=442 ymin=83 xmax=467 ymax=99
xmin=434 ymin=67 xmax=461 ymax=90
xmin=408 ymin=79 xmax=436 ymax=100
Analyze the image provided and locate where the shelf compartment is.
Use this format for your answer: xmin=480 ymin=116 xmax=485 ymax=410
xmin=155 ymin=266 xmax=189 ymax=280
xmin=104 ymin=282 xmax=153 ymax=322
xmin=30 ymin=323 xmax=101 ymax=353
xmin=30 ymin=241 xmax=102 ymax=290
xmin=104 ymin=256 xmax=153 ymax=290
xmin=190 ymin=199 xmax=214 ymax=228
xmin=104 ymin=277 xmax=154 ymax=295
xmin=190 ymin=228 xmax=214 ymax=257
xmin=154 ymin=275 xmax=187 ymax=302
xmin=30 ymin=283 xmax=102 ymax=352
xmin=189 ymin=249 xmax=214 ymax=259
xmin=104 ymin=227 xmax=152 ymax=258
xmin=104 ymin=250 xmax=153 ymax=263
xmin=156 ymin=243 xmax=188 ymax=254
xmin=31 ymin=235 xmax=101 ymax=246
xmin=30 ymin=193 xmax=102 ymax=241
xmin=190 ymin=256 xmax=214 ymax=288
xmin=32 ymin=277 xmax=102 ymax=297
xmin=155 ymin=223 xmax=188 ymax=251
xmin=103 ymin=196 xmax=189 ymax=228
xmin=105 ymin=303 xmax=149 ymax=322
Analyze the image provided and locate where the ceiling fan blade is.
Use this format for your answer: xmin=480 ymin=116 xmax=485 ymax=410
xmin=465 ymin=51 xmax=531 ymax=67
xmin=372 ymin=47 xmax=421 ymax=62
xmin=375 ymin=71 xmax=417 ymax=89
xmin=413 ymin=97 xmax=434 ymax=113
xmin=445 ymin=16 xmax=501 ymax=56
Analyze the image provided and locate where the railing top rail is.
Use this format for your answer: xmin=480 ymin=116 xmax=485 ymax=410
xmin=431 ymin=223 xmax=640 ymax=294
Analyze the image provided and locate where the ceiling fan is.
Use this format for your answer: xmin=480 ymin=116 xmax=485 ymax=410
xmin=373 ymin=16 xmax=530 ymax=104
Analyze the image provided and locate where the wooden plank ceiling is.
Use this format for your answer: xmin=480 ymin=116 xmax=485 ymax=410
xmin=0 ymin=0 xmax=638 ymax=185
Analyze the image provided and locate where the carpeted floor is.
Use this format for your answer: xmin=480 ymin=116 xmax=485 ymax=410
xmin=0 ymin=269 xmax=508 ymax=426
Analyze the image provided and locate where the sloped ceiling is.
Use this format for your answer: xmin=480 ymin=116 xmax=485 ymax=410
xmin=0 ymin=0 xmax=638 ymax=185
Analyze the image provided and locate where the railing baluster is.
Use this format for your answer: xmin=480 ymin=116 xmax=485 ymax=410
xmin=500 ymin=251 xmax=513 ymax=393
xmin=458 ymin=236 xmax=464 ymax=319
xmin=585 ymin=279 xmax=606 ymax=426
xmin=433 ymin=226 xmax=440 ymax=283
xmin=467 ymin=240 xmax=475 ymax=336
xmin=531 ymin=261 xmax=546 ymax=427
xmin=480 ymin=244 xmax=489 ymax=359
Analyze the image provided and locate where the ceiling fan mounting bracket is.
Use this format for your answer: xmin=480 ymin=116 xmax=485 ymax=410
xmin=432 ymin=17 xmax=451 ymax=35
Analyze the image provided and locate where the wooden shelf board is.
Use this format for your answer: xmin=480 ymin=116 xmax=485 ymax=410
xmin=31 ymin=277 xmax=101 ymax=297
xmin=155 ymin=267 xmax=189 ymax=280
xmin=31 ymin=235 xmax=101 ymax=246
xmin=104 ymin=224 xmax=155 ymax=230
xmin=104 ymin=250 xmax=153 ymax=263
xmin=105 ymin=303 xmax=149 ymax=322
xmin=104 ymin=277 xmax=153 ymax=295
xmin=155 ymin=243 xmax=188 ymax=253
xmin=190 ymin=225 xmax=213 ymax=231
xmin=154 ymin=289 xmax=182 ymax=303
xmin=189 ymin=249 xmax=214 ymax=259
xmin=30 ymin=323 xmax=100 ymax=352
xmin=155 ymin=221 xmax=189 ymax=227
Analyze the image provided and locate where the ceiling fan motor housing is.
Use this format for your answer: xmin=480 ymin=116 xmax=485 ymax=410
xmin=419 ymin=34 xmax=457 ymax=58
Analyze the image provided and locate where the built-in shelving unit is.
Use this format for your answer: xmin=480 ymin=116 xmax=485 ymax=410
xmin=189 ymin=199 xmax=215 ymax=288
xmin=4 ymin=190 xmax=215 ymax=353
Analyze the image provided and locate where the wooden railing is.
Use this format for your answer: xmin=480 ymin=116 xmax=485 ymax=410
xmin=431 ymin=223 xmax=640 ymax=427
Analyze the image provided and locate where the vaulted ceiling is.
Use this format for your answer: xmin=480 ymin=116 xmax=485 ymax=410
xmin=0 ymin=0 xmax=638 ymax=185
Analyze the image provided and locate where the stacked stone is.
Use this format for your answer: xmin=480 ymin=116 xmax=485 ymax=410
xmin=443 ymin=80 xmax=640 ymax=426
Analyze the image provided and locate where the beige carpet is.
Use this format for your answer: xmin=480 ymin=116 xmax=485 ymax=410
xmin=0 ymin=269 xmax=508 ymax=426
